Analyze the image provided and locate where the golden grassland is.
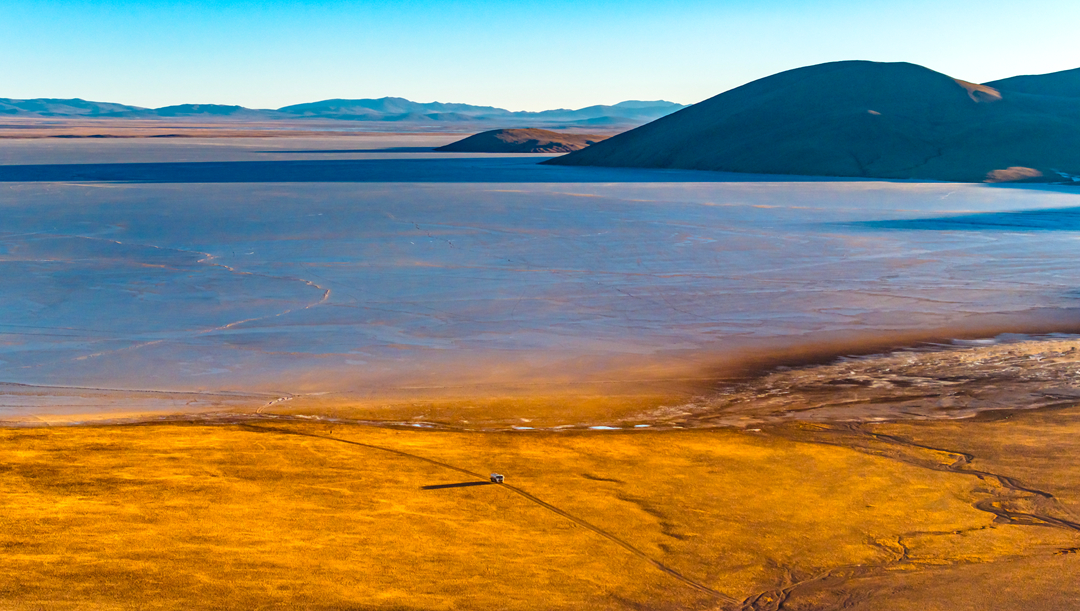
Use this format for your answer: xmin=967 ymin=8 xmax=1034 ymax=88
xmin=878 ymin=407 xmax=1080 ymax=517
xmin=774 ymin=407 xmax=1080 ymax=610
xmin=1 ymin=411 xmax=1078 ymax=610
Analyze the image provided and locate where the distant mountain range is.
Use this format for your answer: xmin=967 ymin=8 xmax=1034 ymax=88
xmin=548 ymin=61 xmax=1080 ymax=183
xmin=0 ymin=97 xmax=686 ymax=126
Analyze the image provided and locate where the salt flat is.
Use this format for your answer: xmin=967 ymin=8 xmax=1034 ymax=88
xmin=1 ymin=136 xmax=1079 ymax=422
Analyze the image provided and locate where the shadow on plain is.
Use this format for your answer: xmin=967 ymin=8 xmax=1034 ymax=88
xmin=255 ymin=147 xmax=437 ymax=154
xmin=421 ymin=481 xmax=494 ymax=490
xmin=0 ymin=157 xmax=938 ymax=184
xmin=858 ymin=206 xmax=1080 ymax=232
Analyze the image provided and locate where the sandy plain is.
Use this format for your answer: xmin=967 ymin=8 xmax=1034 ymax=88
xmin=1 ymin=135 xmax=1079 ymax=609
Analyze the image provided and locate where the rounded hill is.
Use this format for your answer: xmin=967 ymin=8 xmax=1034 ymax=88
xmin=436 ymin=129 xmax=608 ymax=153
xmin=546 ymin=61 xmax=1080 ymax=183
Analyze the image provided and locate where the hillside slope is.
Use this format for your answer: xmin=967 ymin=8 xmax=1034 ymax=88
xmin=986 ymin=67 xmax=1080 ymax=99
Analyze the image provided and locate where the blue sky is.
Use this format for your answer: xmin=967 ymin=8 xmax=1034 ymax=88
xmin=2 ymin=0 xmax=1078 ymax=110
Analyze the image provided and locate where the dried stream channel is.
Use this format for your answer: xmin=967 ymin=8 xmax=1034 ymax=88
xmin=655 ymin=334 xmax=1080 ymax=428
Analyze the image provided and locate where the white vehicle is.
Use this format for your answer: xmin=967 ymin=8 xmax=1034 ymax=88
xmin=489 ymin=473 xmax=505 ymax=484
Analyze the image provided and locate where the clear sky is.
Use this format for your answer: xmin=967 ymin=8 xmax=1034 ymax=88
xmin=2 ymin=0 xmax=1078 ymax=111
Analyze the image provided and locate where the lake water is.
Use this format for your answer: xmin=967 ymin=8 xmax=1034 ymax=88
xmin=2 ymin=136 xmax=1080 ymax=419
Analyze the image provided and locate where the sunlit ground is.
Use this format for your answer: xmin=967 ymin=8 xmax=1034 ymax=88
xmin=2 ymin=410 xmax=1078 ymax=610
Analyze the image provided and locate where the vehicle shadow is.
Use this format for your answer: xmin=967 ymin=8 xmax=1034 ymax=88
xmin=420 ymin=481 xmax=494 ymax=490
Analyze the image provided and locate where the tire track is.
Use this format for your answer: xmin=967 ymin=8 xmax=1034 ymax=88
xmin=499 ymin=483 xmax=733 ymax=601
xmin=239 ymin=423 xmax=736 ymax=604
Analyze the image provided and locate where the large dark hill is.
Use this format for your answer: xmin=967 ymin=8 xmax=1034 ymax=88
xmin=546 ymin=61 xmax=1080 ymax=183
xmin=435 ymin=129 xmax=607 ymax=153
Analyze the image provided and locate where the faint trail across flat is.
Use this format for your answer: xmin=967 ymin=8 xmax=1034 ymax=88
xmin=239 ymin=423 xmax=736 ymax=604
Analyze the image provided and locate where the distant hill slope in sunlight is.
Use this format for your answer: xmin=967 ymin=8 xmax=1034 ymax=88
xmin=546 ymin=61 xmax=1080 ymax=183
xmin=985 ymin=66 xmax=1080 ymax=99
xmin=435 ymin=129 xmax=608 ymax=153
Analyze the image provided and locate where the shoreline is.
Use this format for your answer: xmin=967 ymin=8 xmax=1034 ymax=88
xmin=7 ymin=329 xmax=1080 ymax=431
